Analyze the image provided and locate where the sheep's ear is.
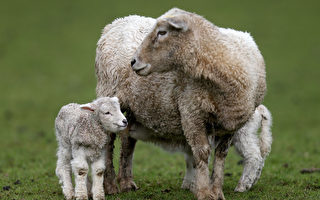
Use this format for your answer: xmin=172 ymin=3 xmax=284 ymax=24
xmin=80 ymin=103 xmax=95 ymax=112
xmin=166 ymin=17 xmax=188 ymax=31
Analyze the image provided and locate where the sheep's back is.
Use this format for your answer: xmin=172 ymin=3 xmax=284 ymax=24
xmin=95 ymin=16 xmax=156 ymax=102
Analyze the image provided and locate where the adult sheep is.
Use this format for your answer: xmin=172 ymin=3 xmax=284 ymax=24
xmin=96 ymin=9 xmax=268 ymax=200
xmin=131 ymin=8 xmax=267 ymax=200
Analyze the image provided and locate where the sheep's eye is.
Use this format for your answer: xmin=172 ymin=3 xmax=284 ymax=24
xmin=105 ymin=112 xmax=111 ymax=115
xmin=157 ymin=31 xmax=167 ymax=37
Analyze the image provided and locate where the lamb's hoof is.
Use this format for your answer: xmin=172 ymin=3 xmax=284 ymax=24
xmin=75 ymin=192 xmax=88 ymax=200
xmin=119 ymin=178 xmax=138 ymax=192
xmin=75 ymin=194 xmax=88 ymax=200
xmin=234 ymin=184 xmax=247 ymax=192
xmin=104 ymin=180 xmax=119 ymax=195
xmin=62 ymin=188 xmax=74 ymax=200
xmin=93 ymin=193 xmax=105 ymax=200
xmin=234 ymin=178 xmax=254 ymax=192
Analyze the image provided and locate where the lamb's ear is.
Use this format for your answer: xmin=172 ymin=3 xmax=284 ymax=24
xmin=80 ymin=103 xmax=95 ymax=112
xmin=166 ymin=17 xmax=188 ymax=31
xmin=111 ymin=97 xmax=119 ymax=102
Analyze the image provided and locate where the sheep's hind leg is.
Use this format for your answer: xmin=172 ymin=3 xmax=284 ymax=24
xmin=91 ymin=151 xmax=106 ymax=200
xmin=56 ymin=146 xmax=74 ymax=200
xmin=211 ymin=134 xmax=233 ymax=200
xmin=103 ymin=132 xmax=119 ymax=194
xmin=118 ymin=127 xmax=138 ymax=192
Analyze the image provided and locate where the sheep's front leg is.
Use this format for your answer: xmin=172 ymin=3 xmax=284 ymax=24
xmin=91 ymin=150 xmax=106 ymax=200
xmin=181 ymin=152 xmax=197 ymax=193
xmin=211 ymin=134 xmax=233 ymax=200
xmin=103 ymin=132 xmax=119 ymax=194
xmin=72 ymin=149 xmax=89 ymax=200
xmin=180 ymin=111 xmax=212 ymax=200
xmin=118 ymin=130 xmax=138 ymax=192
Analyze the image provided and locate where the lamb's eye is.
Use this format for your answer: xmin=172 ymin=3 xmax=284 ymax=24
xmin=105 ymin=112 xmax=111 ymax=115
xmin=157 ymin=31 xmax=167 ymax=37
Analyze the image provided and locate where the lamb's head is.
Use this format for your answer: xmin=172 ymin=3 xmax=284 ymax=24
xmin=131 ymin=8 xmax=198 ymax=76
xmin=80 ymin=97 xmax=127 ymax=133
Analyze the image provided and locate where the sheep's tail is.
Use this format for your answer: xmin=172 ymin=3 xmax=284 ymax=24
xmin=258 ymin=105 xmax=273 ymax=159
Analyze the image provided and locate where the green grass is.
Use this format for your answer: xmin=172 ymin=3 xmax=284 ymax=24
xmin=1 ymin=0 xmax=320 ymax=199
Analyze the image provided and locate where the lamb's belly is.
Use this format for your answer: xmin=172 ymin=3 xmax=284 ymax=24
xmin=75 ymin=146 xmax=104 ymax=163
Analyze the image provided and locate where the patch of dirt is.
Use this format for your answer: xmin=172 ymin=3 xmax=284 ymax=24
xmin=305 ymin=184 xmax=320 ymax=191
xmin=161 ymin=188 xmax=171 ymax=193
xmin=300 ymin=168 xmax=320 ymax=174
xmin=283 ymin=163 xmax=289 ymax=168
xmin=3 ymin=186 xmax=10 ymax=191
xmin=224 ymin=172 xmax=232 ymax=177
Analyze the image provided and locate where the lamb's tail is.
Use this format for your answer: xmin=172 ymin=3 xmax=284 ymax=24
xmin=257 ymin=105 xmax=273 ymax=159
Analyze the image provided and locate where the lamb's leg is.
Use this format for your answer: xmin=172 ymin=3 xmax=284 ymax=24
xmin=103 ymin=132 xmax=119 ymax=194
xmin=56 ymin=146 xmax=74 ymax=200
xmin=233 ymin=126 xmax=263 ymax=191
xmin=72 ymin=148 xmax=89 ymax=200
xmin=181 ymin=152 xmax=196 ymax=193
xmin=91 ymin=150 xmax=106 ymax=200
xmin=233 ymin=110 xmax=264 ymax=192
xmin=118 ymin=127 xmax=138 ymax=192
xmin=211 ymin=134 xmax=233 ymax=200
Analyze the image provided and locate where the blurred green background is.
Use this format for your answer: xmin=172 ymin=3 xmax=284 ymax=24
xmin=0 ymin=0 xmax=319 ymax=199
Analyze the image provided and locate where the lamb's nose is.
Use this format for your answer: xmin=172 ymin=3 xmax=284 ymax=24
xmin=122 ymin=119 xmax=128 ymax=126
xmin=131 ymin=59 xmax=136 ymax=67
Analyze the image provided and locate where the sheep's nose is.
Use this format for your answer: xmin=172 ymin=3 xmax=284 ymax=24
xmin=122 ymin=119 xmax=128 ymax=126
xmin=131 ymin=59 xmax=136 ymax=67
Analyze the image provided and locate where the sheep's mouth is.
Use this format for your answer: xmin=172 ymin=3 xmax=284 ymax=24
xmin=134 ymin=64 xmax=151 ymax=76
xmin=135 ymin=67 xmax=145 ymax=74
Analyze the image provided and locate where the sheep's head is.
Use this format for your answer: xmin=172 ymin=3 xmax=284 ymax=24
xmin=80 ymin=97 xmax=127 ymax=133
xmin=131 ymin=8 xmax=198 ymax=76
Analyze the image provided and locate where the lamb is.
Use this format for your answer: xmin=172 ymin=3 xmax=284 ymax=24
xmin=96 ymin=10 xmax=269 ymax=200
xmin=228 ymin=104 xmax=272 ymax=192
xmin=55 ymin=97 xmax=127 ymax=200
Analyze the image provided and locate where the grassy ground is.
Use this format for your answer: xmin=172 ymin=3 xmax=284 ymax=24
xmin=1 ymin=0 xmax=320 ymax=199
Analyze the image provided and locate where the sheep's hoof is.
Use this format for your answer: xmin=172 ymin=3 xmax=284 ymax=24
xmin=104 ymin=180 xmax=119 ymax=195
xmin=119 ymin=178 xmax=138 ymax=192
xmin=212 ymin=187 xmax=225 ymax=200
xmin=181 ymin=179 xmax=196 ymax=193
xmin=196 ymin=188 xmax=216 ymax=200
xmin=181 ymin=180 xmax=191 ymax=190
